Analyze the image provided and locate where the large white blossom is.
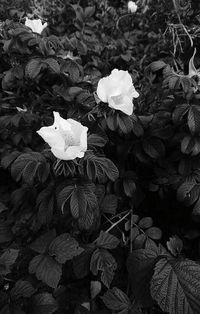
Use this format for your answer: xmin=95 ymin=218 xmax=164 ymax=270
xmin=97 ymin=69 xmax=139 ymax=115
xmin=25 ymin=17 xmax=47 ymax=34
xmin=37 ymin=112 xmax=88 ymax=160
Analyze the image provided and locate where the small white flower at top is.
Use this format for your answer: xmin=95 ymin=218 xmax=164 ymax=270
xmin=25 ymin=17 xmax=47 ymax=34
xmin=97 ymin=69 xmax=139 ymax=116
xmin=128 ymin=1 xmax=138 ymax=13
xmin=37 ymin=112 xmax=88 ymax=160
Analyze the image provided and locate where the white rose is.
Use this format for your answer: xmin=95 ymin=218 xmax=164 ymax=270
xmin=128 ymin=1 xmax=138 ymax=13
xmin=97 ymin=69 xmax=139 ymax=115
xmin=25 ymin=17 xmax=47 ymax=34
xmin=37 ymin=112 xmax=88 ymax=160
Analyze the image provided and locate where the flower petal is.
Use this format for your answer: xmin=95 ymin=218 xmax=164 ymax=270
xmin=51 ymin=146 xmax=84 ymax=160
xmin=108 ymin=95 xmax=133 ymax=115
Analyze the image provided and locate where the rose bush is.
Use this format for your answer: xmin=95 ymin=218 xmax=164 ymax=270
xmin=0 ymin=1 xmax=200 ymax=314
xmin=97 ymin=69 xmax=139 ymax=115
xmin=37 ymin=112 xmax=88 ymax=160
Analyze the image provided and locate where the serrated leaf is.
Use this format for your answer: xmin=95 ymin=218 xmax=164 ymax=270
xmin=188 ymin=105 xmax=200 ymax=134
xmin=85 ymin=154 xmax=119 ymax=182
xmin=87 ymin=133 xmax=108 ymax=148
xmin=0 ymin=249 xmax=19 ymax=275
xmin=90 ymin=280 xmax=101 ymax=299
xmin=143 ymin=138 xmax=165 ymax=159
xmin=90 ymin=248 xmax=117 ymax=288
xmin=57 ymin=185 xmax=74 ymax=213
xmin=0 ymin=222 xmax=13 ymax=243
xmin=30 ymin=293 xmax=58 ymax=314
xmin=127 ymin=243 xmax=167 ymax=307
xmin=145 ymin=227 xmax=162 ymax=240
xmin=138 ymin=217 xmax=153 ymax=229
xmin=25 ymin=59 xmax=42 ymax=79
xmin=95 ymin=231 xmax=120 ymax=249
xmin=177 ymin=182 xmax=196 ymax=203
xmin=73 ymin=246 xmax=95 ymax=279
xmin=133 ymin=233 xmax=146 ymax=249
xmin=44 ymin=58 xmax=60 ymax=73
xmin=123 ymin=179 xmax=136 ymax=197
xmin=151 ymin=258 xmax=200 ymax=314
xmin=150 ymin=60 xmax=166 ymax=72
xmin=10 ymin=280 xmax=36 ymax=300
xmin=101 ymin=194 xmax=118 ymax=214
xmin=70 ymin=186 xmax=86 ymax=219
xmin=29 ymin=254 xmax=62 ymax=289
xmin=30 ymin=230 xmax=56 ymax=254
xmin=48 ymin=233 xmax=84 ymax=263
xmin=101 ymin=287 xmax=131 ymax=314
xmin=166 ymin=236 xmax=183 ymax=256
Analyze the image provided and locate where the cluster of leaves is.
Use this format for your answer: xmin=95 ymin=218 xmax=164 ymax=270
xmin=1 ymin=0 xmax=200 ymax=313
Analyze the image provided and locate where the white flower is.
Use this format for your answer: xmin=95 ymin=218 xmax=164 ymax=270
xmin=25 ymin=17 xmax=47 ymax=34
xmin=97 ymin=69 xmax=139 ymax=115
xmin=37 ymin=112 xmax=88 ymax=160
xmin=128 ymin=1 xmax=138 ymax=13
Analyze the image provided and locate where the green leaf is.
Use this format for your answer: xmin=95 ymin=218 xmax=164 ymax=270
xmin=151 ymin=258 xmax=200 ymax=314
xmin=90 ymin=248 xmax=117 ymax=288
xmin=138 ymin=217 xmax=153 ymax=229
xmin=90 ymin=280 xmax=101 ymax=299
xmin=0 ymin=222 xmax=13 ymax=244
xmin=60 ymin=59 xmax=82 ymax=82
xmin=84 ymin=154 xmax=119 ymax=182
xmin=57 ymin=184 xmax=74 ymax=213
xmin=25 ymin=59 xmax=43 ymax=79
xmin=30 ymin=293 xmax=58 ymax=314
xmin=101 ymin=194 xmax=118 ymax=214
xmin=11 ymin=152 xmax=49 ymax=184
xmin=166 ymin=236 xmax=183 ymax=256
xmin=30 ymin=230 xmax=56 ymax=254
xmin=94 ymin=231 xmax=120 ymax=249
xmin=73 ymin=246 xmax=95 ymax=279
xmin=149 ymin=60 xmax=166 ymax=72
xmin=177 ymin=182 xmax=197 ymax=203
xmin=29 ymin=254 xmax=62 ymax=289
xmin=101 ymin=287 xmax=131 ymax=314
xmin=70 ymin=186 xmax=86 ymax=219
xmin=0 ymin=249 xmax=19 ymax=275
xmin=188 ymin=105 xmax=200 ymax=134
xmin=145 ymin=227 xmax=162 ymax=240
xmin=127 ymin=243 xmax=167 ymax=307
xmin=87 ymin=133 xmax=108 ymax=148
xmin=48 ymin=233 xmax=84 ymax=263
xmin=44 ymin=58 xmax=60 ymax=73
xmin=37 ymin=184 xmax=55 ymax=225
xmin=143 ymin=138 xmax=165 ymax=159
xmin=133 ymin=233 xmax=146 ymax=249
xmin=123 ymin=179 xmax=136 ymax=197
xmin=10 ymin=280 xmax=36 ymax=300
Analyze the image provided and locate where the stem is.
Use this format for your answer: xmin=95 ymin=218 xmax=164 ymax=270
xmin=106 ymin=211 xmax=131 ymax=233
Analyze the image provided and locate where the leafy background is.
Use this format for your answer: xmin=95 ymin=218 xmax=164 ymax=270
xmin=1 ymin=0 xmax=200 ymax=313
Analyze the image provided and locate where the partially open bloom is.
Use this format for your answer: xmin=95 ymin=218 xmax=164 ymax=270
xmin=128 ymin=1 xmax=138 ymax=13
xmin=37 ymin=112 xmax=88 ymax=160
xmin=25 ymin=17 xmax=47 ymax=34
xmin=97 ymin=69 xmax=139 ymax=115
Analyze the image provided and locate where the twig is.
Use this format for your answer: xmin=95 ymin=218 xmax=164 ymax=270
xmin=106 ymin=211 xmax=131 ymax=233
